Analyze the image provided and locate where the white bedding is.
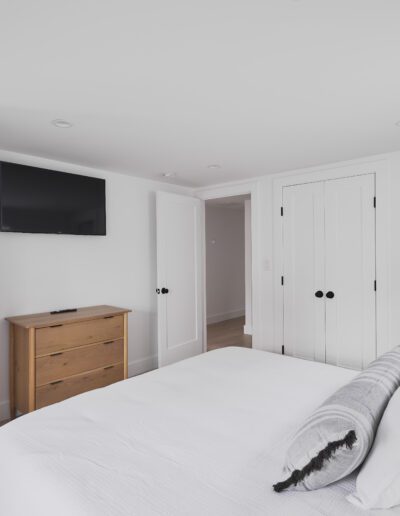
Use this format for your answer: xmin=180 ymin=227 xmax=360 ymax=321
xmin=1 ymin=347 xmax=399 ymax=516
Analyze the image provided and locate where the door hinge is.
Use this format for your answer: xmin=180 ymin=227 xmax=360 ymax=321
xmin=281 ymin=276 xmax=284 ymax=286
xmin=280 ymin=206 xmax=284 ymax=216
xmin=282 ymin=345 xmax=285 ymax=355
xmin=373 ymin=197 xmax=376 ymax=208
xmin=374 ymin=280 xmax=377 ymax=291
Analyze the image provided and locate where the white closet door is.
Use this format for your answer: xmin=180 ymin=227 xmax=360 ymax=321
xmin=325 ymin=174 xmax=376 ymax=370
xmin=283 ymin=182 xmax=326 ymax=362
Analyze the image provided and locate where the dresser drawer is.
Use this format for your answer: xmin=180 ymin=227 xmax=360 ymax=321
xmin=36 ymin=363 xmax=124 ymax=409
xmin=36 ymin=315 xmax=124 ymax=356
xmin=36 ymin=339 xmax=124 ymax=386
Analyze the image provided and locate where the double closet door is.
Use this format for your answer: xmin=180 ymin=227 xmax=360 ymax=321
xmin=283 ymin=174 xmax=376 ymax=370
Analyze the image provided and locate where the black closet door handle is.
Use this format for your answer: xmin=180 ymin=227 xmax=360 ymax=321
xmin=161 ymin=288 xmax=169 ymax=294
xmin=326 ymin=291 xmax=335 ymax=299
xmin=315 ymin=290 xmax=324 ymax=298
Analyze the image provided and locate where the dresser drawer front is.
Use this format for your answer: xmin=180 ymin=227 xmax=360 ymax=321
xmin=36 ymin=363 xmax=124 ymax=409
xmin=36 ymin=339 xmax=124 ymax=386
xmin=36 ymin=315 xmax=124 ymax=356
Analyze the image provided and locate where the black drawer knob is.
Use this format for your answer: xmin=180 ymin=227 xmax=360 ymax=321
xmin=326 ymin=291 xmax=335 ymax=299
xmin=315 ymin=290 xmax=324 ymax=298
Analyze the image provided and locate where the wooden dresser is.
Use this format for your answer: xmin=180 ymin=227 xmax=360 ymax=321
xmin=7 ymin=305 xmax=131 ymax=418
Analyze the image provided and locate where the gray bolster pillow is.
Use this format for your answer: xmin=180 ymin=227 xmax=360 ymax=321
xmin=273 ymin=346 xmax=400 ymax=492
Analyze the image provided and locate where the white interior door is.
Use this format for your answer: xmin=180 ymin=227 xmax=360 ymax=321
xmin=156 ymin=192 xmax=204 ymax=367
xmin=325 ymin=174 xmax=376 ymax=369
xmin=283 ymin=182 xmax=326 ymax=362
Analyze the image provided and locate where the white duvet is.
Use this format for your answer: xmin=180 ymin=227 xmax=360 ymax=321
xmin=0 ymin=347 xmax=399 ymax=516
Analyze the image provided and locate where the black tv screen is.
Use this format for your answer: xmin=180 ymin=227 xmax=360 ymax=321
xmin=0 ymin=162 xmax=106 ymax=235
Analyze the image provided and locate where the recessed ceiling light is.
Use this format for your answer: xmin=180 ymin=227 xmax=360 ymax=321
xmin=162 ymin=172 xmax=177 ymax=178
xmin=207 ymin=164 xmax=222 ymax=169
xmin=52 ymin=119 xmax=73 ymax=129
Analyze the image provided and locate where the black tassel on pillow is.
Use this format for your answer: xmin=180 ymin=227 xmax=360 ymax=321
xmin=273 ymin=430 xmax=357 ymax=493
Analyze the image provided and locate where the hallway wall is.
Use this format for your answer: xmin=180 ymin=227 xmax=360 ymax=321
xmin=205 ymin=205 xmax=245 ymax=323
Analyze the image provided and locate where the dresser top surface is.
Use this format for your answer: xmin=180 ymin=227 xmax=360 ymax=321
xmin=6 ymin=305 xmax=132 ymax=329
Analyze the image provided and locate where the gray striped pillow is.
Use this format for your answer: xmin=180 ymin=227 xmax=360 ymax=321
xmin=273 ymin=346 xmax=400 ymax=492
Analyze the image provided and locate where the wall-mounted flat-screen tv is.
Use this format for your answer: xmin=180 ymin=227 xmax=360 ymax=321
xmin=0 ymin=162 xmax=106 ymax=235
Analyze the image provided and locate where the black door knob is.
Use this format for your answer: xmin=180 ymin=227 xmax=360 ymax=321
xmin=326 ymin=291 xmax=335 ymax=299
xmin=161 ymin=287 xmax=169 ymax=294
xmin=315 ymin=290 xmax=324 ymax=298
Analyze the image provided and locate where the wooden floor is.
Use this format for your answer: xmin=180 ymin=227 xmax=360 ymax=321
xmin=207 ymin=316 xmax=252 ymax=351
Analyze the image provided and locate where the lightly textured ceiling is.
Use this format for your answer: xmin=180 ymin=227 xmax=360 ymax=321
xmin=1 ymin=0 xmax=400 ymax=187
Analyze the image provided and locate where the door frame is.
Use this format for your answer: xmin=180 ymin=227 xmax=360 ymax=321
xmin=196 ymin=180 xmax=260 ymax=352
xmin=272 ymin=159 xmax=390 ymax=359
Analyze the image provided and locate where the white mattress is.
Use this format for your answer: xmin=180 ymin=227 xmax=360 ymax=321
xmin=0 ymin=347 xmax=399 ymax=516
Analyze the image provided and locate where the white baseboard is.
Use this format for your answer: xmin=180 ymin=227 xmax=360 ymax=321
xmin=243 ymin=324 xmax=253 ymax=335
xmin=207 ymin=309 xmax=245 ymax=325
xmin=128 ymin=354 xmax=158 ymax=377
xmin=0 ymin=401 xmax=10 ymax=422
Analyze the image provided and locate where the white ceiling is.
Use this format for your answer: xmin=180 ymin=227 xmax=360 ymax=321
xmin=1 ymin=1 xmax=400 ymax=187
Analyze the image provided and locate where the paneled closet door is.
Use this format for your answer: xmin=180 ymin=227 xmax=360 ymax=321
xmin=283 ymin=182 xmax=326 ymax=362
xmin=325 ymin=174 xmax=376 ymax=370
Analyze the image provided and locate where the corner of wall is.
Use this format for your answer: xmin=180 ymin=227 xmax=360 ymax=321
xmin=128 ymin=354 xmax=158 ymax=377
xmin=0 ymin=401 xmax=10 ymax=422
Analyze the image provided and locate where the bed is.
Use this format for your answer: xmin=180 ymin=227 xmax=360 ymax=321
xmin=0 ymin=347 xmax=398 ymax=515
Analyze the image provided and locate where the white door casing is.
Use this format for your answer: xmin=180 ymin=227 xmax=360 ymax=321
xmin=244 ymin=199 xmax=253 ymax=335
xmin=156 ymin=192 xmax=204 ymax=367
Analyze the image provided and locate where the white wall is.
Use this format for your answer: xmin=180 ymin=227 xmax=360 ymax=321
xmin=205 ymin=205 xmax=245 ymax=324
xmin=0 ymin=150 xmax=192 ymax=420
xmin=386 ymin=152 xmax=400 ymax=353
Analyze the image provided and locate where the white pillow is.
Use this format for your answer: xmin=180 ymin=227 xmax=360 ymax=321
xmin=348 ymin=387 xmax=400 ymax=509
